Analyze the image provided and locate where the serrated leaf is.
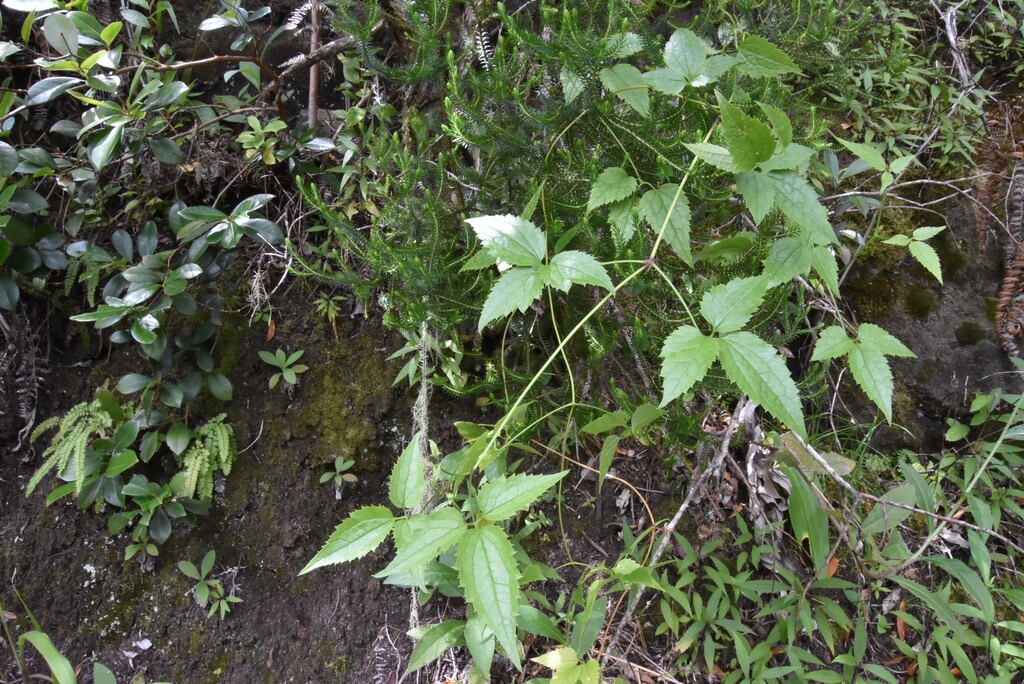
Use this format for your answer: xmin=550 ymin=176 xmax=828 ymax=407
xmin=607 ymin=199 xmax=638 ymax=245
xmin=767 ymin=172 xmax=835 ymax=245
xmin=459 ymin=247 xmax=497 ymax=272
xmin=600 ymin=64 xmax=649 ymax=118
xmin=464 ymin=614 xmax=495 ymax=674
xmin=607 ymin=31 xmax=642 ymax=58
xmin=811 ymin=325 xmax=854 ymax=361
xmin=737 ymin=36 xmax=801 ymax=77
xmin=639 ymin=184 xmax=692 ymax=264
xmin=644 ymin=67 xmax=687 ymax=95
xmin=457 ymin=526 xmax=521 ymax=669
xmin=465 ymin=214 xmax=546 ymax=267
xmin=847 ymin=346 xmax=895 ymax=422
xmin=389 ymin=431 xmax=425 ymax=509
xmin=407 ymin=620 xmax=465 ymax=673
xmin=763 ymin=235 xmax=810 ymax=286
xmin=758 ymin=143 xmax=815 ymax=172
xmin=478 ymin=267 xmax=544 ymax=331
xmin=719 ymin=331 xmax=805 ymax=436
xmin=547 ymin=250 xmax=613 ymax=292
xmin=580 ymin=410 xmax=629 ymax=434
xmin=758 ymin=102 xmax=792 ymax=148
xmin=376 ymin=508 xmax=466 ymax=580
xmin=685 ymin=142 xmax=740 ymax=173
xmin=300 ymin=506 xmax=395 ymax=574
xmin=587 ymin=167 xmax=637 ymax=213
xmin=699 ymin=276 xmax=767 ymax=333
xmin=809 ymin=245 xmax=840 ymax=295
xmin=664 ymin=28 xmax=706 ymax=77
xmin=717 ymin=93 xmax=775 ymax=171
xmin=836 ymin=138 xmax=886 ymax=172
xmin=908 ymin=241 xmax=942 ymax=284
xmin=736 ymin=171 xmax=774 ymax=225
xmin=478 ymin=471 xmax=568 ymax=522
xmin=858 ymin=324 xmax=915 ymax=357
xmin=560 ymin=66 xmax=585 ymax=104
xmin=659 ymin=325 xmax=719 ymax=406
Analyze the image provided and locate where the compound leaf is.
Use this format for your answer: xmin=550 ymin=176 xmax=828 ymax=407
xmin=478 ymin=471 xmax=568 ymax=522
xmin=767 ymin=171 xmax=835 ymax=245
xmin=719 ymin=331 xmax=805 ymax=436
xmin=908 ymin=240 xmax=943 ymax=284
xmin=300 ymin=506 xmax=395 ymax=574
xmin=659 ymin=325 xmax=719 ymax=406
xmin=736 ymin=171 xmax=775 ymax=226
xmin=685 ymin=142 xmax=741 ymax=173
xmin=457 ymin=526 xmax=521 ymax=669
xmin=847 ymin=346 xmax=896 ymax=422
xmin=858 ymin=324 xmax=915 ymax=357
xmin=810 ymin=325 xmax=854 ymax=361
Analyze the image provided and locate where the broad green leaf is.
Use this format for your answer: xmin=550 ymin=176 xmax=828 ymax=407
xmin=644 ymin=66 xmax=687 ymax=95
xmin=457 ymin=526 xmax=521 ymax=668
xmin=758 ymin=143 xmax=815 ymax=172
xmin=638 ymin=184 xmax=692 ymax=264
xmin=737 ymin=36 xmax=801 ymax=77
xmin=685 ymin=142 xmax=740 ymax=173
xmin=88 ymin=124 xmax=123 ymax=170
xmin=696 ymin=232 xmax=756 ymax=264
xmin=166 ymin=421 xmax=190 ymax=455
xmin=758 ymin=102 xmax=792 ymax=148
xmin=699 ymin=276 xmax=766 ymax=334
xmin=465 ymin=214 xmax=546 ymax=267
xmin=848 ymin=346 xmax=896 ymax=422
xmin=908 ymin=241 xmax=943 ymax=284
xmin=598 ymin=434 xmax=619 ymax=490
xmin=570 ymin=591 xmax=608 ymax=654
xmin=785 ymin=467 xmax=830 ymax=571
xmin=300 ymin=506 xmax=395 ymax=574
xmin=389 ymin=431 xmax=425 ymax=509
xmin=630 ymin=402 xmax=666 ymax=433
xmin=762 ymin=236 xmax=810 ymax=286
xmin=587 ymin=167 xmax=637 ymax=213
xmin=599 ymin=64 xmax=650 ymax=118
xmin=767 ymin=172 xmax=835 ymax=245
xmin=857 ymin=324 xmax=914 ymax=357
xmin=478 ymin=267 xmax=544 ymax=331
xmin=560 ymin=66 xmax=584 ymax=104
xmin=149 ymin=137 xmax=184 ymax=165
xmin=663 ymin=28 xmax=706 ymax=78
xmin=611 ymin=558 xmax=662 ymax=589
xmin=206 ymin=373 xmax=232 ymax=401
xmin=719 ymin=331 xmax=806 ymax=436
xmin=9 ymin=188 xmax=48 ymax=214
xmin=43 ymin=12 xmax=77 ymax=54
xmin=115 ymin=373 xmax=152 ymax=394
xmin=659 ymin=325 xmax=719 ymax=406
xmin=736 ymin=171 xmax=774 ymax=225
xmin=478 ymin=471 xmax=568 ymax=522
xmin=407 ymin=620 xmax=465 ymax=673
xmin=376 ymin=507 xmax=467 ymax=579
xmin=717 ymin=94 xmax=775 ymax=171
xmin=93 ymin=663 xmax=116 ymax=684
xmin=19 ymin=631 xmax=76 ymax=684
xmin=810 ymin=325 xmax=854 ymax=361
xmin=546 ymin=250 xmax=613 ymax=292
xmin=25 ymin=76 xmax=82 ymax=106
xmin=836 ymin=138 xmax=886 ymax=172
xmin=0 ymin=275 xmax=18 ymax=310
xmin=0 ymin=141 xmax=18 ymax=177
xmin=912 ymin=225 xmax=945 ymax=241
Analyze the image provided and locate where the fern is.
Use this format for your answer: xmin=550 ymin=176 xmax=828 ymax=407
xmin=177 ymin=414 xmax=236 ymax=501
xmin=27 ymin=400 xmax=112 ymax=496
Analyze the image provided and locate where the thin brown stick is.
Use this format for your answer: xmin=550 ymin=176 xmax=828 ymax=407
xmin=308 ymin=2 xmax=321 ymax=130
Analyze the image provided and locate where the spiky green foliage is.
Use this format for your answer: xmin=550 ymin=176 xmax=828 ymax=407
xmin=27 ymin=399 xmax=112 ymax=496
xmin=178 ymin=415 xmax=235 ymax=501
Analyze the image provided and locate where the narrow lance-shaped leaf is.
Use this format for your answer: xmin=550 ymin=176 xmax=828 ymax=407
xmin=659 ymin=325 xmax=719 ymax=406
xmin=478 ymin=267 xmax=544 ymax=332
xmin=300 ymin=506 xmax=395 ymax=574
xmin=718 ymin=331 xmax=806 ymax=437
xmin=389 ymin=430 xmax=425 ymax=509
xmin=376 ymin=507 xmax=467 ymax=580
xmin=407 ymin=621 xmax=466 ymax=673
xmin=457 ymin=526 xmax=522 ymax=669
xmin=716 ymin=93 xmax=775 ymax=171
xmin=465 ymin=215 xmax=546 ymax=267
xmin=477 ymin=471 xmax=568 ymax=522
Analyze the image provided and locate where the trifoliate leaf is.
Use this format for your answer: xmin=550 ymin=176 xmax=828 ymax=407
xmin=717 ymin=93 xmax=775 ymax=172
xmin=848 ymin=346 xmax=896 ymax=422
xmin=736 ymin=171 xmax=774 ymax=225
xmin=758 ymin=102 xmax=792 ymax=148
xmin=587 ymin=167 xmax=638 ymax=213
xmin=465 ymin=214 xmax=546 ymax=267
xmin=718 ymin=331 xmax=806 ymax=437
xmin=659 ymin=325 xmax=719 ymax=406
xmin=600 ymin=64 xmax=650 ymax=118
xmin=389 ymin=431 xmax=425 ymax=509
xmin=767 ymin=171 xmax=836 ymax=245
xmin=639 ymin=183 xmax=692 ymax=264
xmin=478 ymin=267 xmax=544 ymax=331
xmin=699 ymin=276 xmax=767 ymax=334
xmin=300 ymin=506 xmax=395 ymax=574
xmin=685 ymin=142 xmax=741 ymax=173
xmin=810 ymin=325 xmax=854 ymax=361
xmin=762 ymin=236 xmax=811 ymax=286
xmin=457 ymin=526 xmax=521 ymax=669
xmin=909 ymin=241 xmax=943 ymax=284
xmin=547 ymin=251 xmax=614 ymax=292
xmin=407 ymin=621 xmax=465 ymax=673
xmin=857 ymin=324 xmax=915 ymax=357
xmin=737 ymin=36 xmax=801 ymax=77
xmin=478 ymin=471 xmax=568 ymax=522
xmin=375 ymin=508 xmax=467 ymax=580
xmin=560 ymin=66 xmax=585 ymax=104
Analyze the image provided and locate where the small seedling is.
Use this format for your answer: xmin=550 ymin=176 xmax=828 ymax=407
xmin=258 ymin=348 xmax=309 ymax=389
xmin=320 ymin=455 xmax=357 ymax=500
xmin=178 ymin=550 xmax=242 ymax=619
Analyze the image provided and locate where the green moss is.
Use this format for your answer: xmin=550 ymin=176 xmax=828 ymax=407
xmin=932 ymin=231 xmax=967 ymax=281
xmin=955 ymin=321 xmax=988 ymax=347
xmin=905 ymin=287 xmax=935 ymax=320
xmin=214 ymin=314 xmax=250 ymax=377
xmin=847 ymin=270 xmax=900 ymax=321
xmin=915 ymin=360 xmax=938 ymax=384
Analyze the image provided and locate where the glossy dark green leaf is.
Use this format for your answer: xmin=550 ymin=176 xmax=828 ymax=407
xmin=8 ymin=189 xmax=48 ymax=214
xmin=25 ymin=76 xmax=82 ymax=106
xmin=206 ymin=373 xmax=232 ymax=401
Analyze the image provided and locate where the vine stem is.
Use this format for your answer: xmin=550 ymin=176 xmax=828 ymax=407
xmin=601 ymin=396 xmax=748 ymax=664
